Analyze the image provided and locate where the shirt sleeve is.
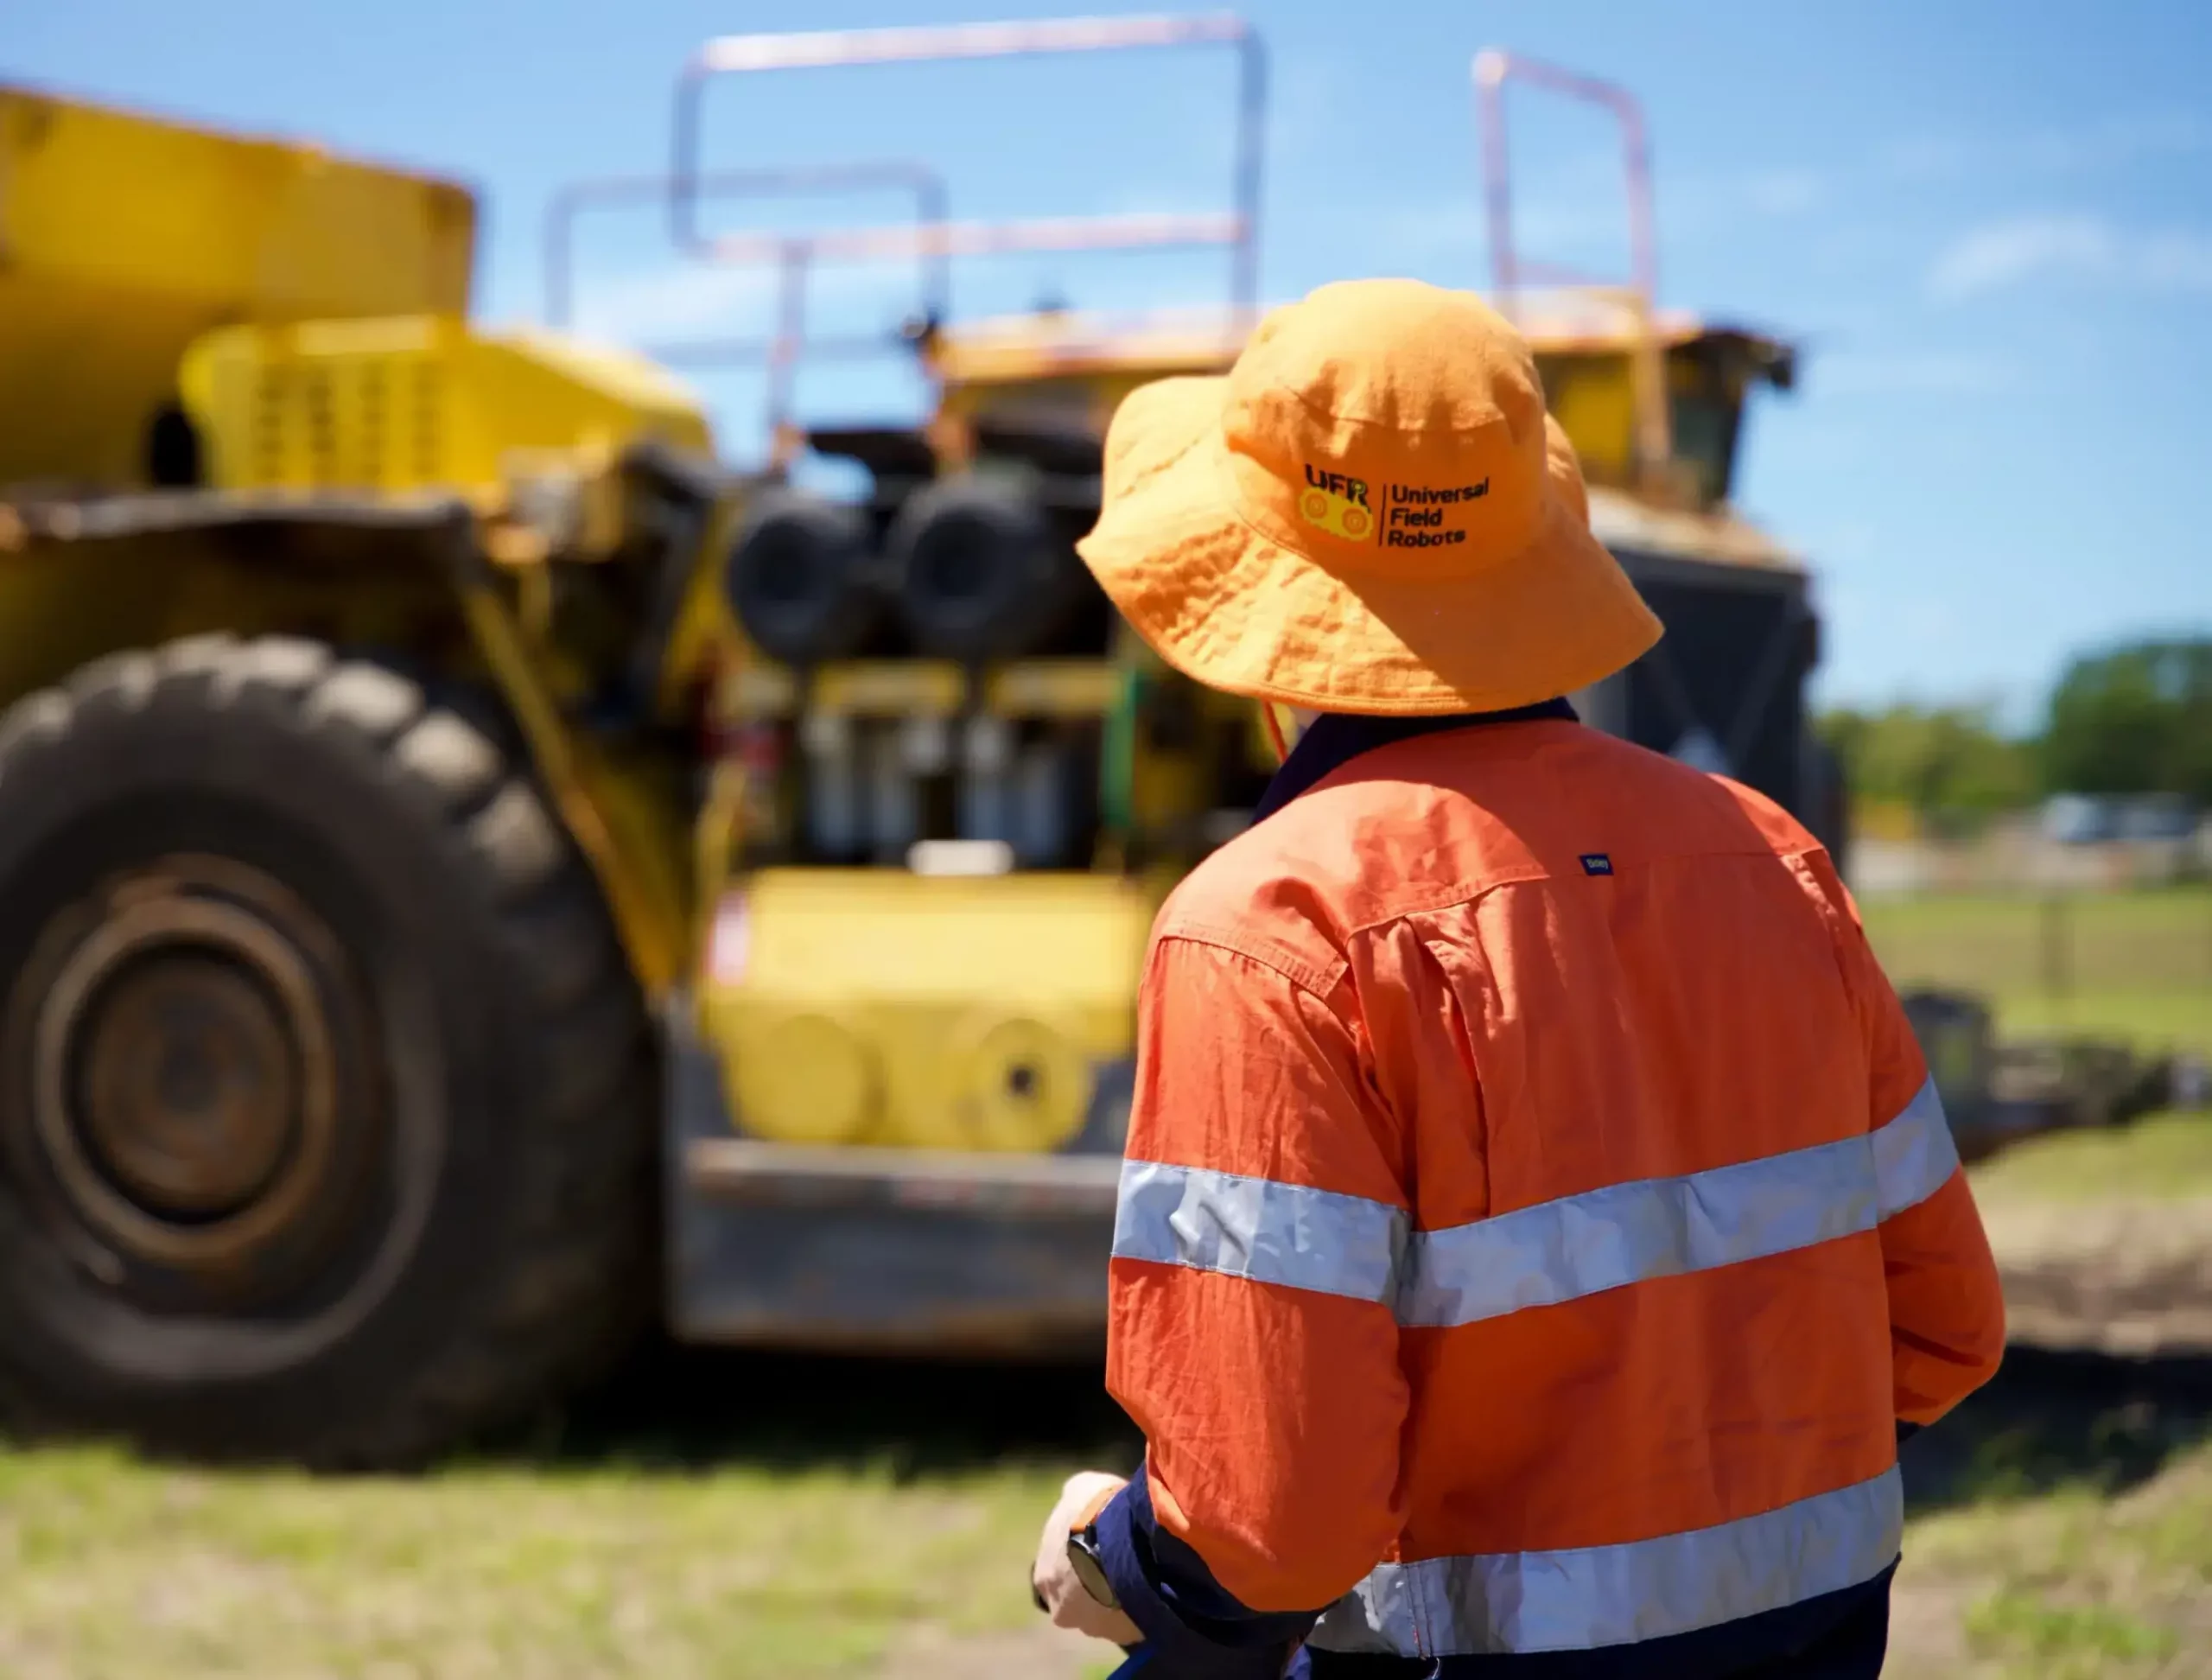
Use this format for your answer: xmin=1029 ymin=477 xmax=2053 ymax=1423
xmin=1793 ymin=850 xmax=2007 ymax=1425
xmin=1105 ymin=932 xmax=1411 ymax=1625
xmin=1093 ymin=1471 xmax=1318 ymax=1679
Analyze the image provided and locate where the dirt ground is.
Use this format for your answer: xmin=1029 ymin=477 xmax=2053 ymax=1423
xmin=1988 ymin=1198 xmax=2212 ymax=1357
xmin=1964 ymin=1113 xmax=2212 ymax=1357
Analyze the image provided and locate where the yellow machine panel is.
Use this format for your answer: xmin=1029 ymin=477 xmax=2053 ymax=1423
xmin=928 ymin=310 xmax=1246 ymax=442
xmin=701 ymin=869 xmax=1158 ymax=1153
xmin=1529 ymin=325 xmax=1795 ymax=511
xmin=0 ymin=84 xmax=475 ymax=489
xmin=179 ymin=315 xmax=715 ymax=493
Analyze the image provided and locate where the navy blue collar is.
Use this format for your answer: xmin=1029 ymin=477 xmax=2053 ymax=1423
xmin=1251 ymin=698 xmax=1578 ymax=824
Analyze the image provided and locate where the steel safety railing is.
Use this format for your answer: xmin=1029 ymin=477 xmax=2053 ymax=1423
xmin=1474 ymin=48 xmax=1672 ymax=488
xmin=544 ymin=161 xmax=951 ymax=335
xmin=662 ymin=12 xmax=1267 ymax=437
xmin=543 ymin=162 xmax=963 ymax=434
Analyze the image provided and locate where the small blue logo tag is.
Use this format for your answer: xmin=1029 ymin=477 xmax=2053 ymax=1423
xmin=1580 ymin=853 xmax=1614 ymax=876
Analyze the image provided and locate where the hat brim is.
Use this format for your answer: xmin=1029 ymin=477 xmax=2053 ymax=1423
xmin=1076 ymin=377 xmax=1663 ymax=716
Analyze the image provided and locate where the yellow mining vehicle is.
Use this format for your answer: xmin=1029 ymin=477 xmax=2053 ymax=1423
xmin=0 ymin=75 xmax=722 ymax=1466
xmin=0 ymin=22 xmax=1838 ymax=1467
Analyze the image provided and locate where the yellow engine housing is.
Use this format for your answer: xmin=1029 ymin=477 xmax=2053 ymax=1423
xmin=700 ymin=869 xmax=1160 ymax=1154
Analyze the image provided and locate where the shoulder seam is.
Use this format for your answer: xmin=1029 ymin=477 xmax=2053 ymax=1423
xmin=1340 ymin=838 xmax=1829 ymax=944
xmin=1340 ymin=867 xmax=1543 ymax=942
xmin=1155 ymin=922 xmax=1349 ymax=1000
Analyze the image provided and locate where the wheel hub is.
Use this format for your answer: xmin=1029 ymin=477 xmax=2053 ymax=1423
xmin=26 ymin=860 xmax=346 ymax=1275
xmin=76 ymin=951 xmax=298 ymax=1219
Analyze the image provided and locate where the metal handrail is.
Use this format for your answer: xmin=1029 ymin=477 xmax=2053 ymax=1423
xmin=1473 ymin=49 xmax=1671 ymax=487
xmin=671 ymin=13 xmax=1267 ymax=322
xmin=1472 ymin=49 xmax=1657 ymax=308
xmin=543 ymin=161 xmax=952 ymax=333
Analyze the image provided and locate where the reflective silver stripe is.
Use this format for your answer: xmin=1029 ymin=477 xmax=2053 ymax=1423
xmin=1116 ymin=1079 xmax=1955 ymax=1320
xmin=1112 ymin=1159 xmax=1406 ymax=1303
xmin=1873 ymin=1076 xmax=1960 ymax=1219
xmin=1309 ymin=1466 xmax=1904 ymax=1657
xmin=1397 ymin=1134 xmax=1875 ymax=1327
xmin=1399 ymin=1077 xmax=1959 ymax=1328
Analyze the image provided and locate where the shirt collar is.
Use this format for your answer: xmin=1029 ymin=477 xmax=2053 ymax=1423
xmin=1250 ymin=698 xmax=1578 ymax=824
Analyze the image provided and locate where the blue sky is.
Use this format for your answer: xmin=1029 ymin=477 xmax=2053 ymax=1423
xmin=12 ymin=0 xmax=2209 ymax=722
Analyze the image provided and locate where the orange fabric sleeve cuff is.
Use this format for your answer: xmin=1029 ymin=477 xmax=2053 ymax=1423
xmin=1071 ymin=1480 xmax=1127 ymax=1533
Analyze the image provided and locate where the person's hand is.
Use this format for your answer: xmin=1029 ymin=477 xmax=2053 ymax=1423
xmin=1031 ymin=1469 xmax=1143 ymax=1645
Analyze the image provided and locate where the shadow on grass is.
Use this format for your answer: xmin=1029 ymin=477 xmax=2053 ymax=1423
xmin=522 ymin=1339 xmax=1142 ymax=1480
xmin=1902 ymin=1344 xmax=2212 ymax=1514
xmin=531 ymin=1338 xmax=2212 ymax=1504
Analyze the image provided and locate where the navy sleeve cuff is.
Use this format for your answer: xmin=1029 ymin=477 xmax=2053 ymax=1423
xmin=1093 ymin=1468 xmax=1319 ymax=1680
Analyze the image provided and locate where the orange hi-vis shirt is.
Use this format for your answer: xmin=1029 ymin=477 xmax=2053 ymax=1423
xmin=1105 ymin=716 xmax=2005 ymax=1661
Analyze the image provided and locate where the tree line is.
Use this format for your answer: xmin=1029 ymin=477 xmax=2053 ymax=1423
xmin=1819 ymin=637 xmax=2212 ymax=824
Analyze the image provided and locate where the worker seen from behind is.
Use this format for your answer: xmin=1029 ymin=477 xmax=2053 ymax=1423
xmin=1030 ymin=279 xmax=2005 ymax=1678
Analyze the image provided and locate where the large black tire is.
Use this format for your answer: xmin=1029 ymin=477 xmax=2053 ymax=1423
xmin=725 ymin=488 xmax=886 ymax=665
xmin=887 ymin=476 xmax=1084 ymax=661
xmin=0 ymin=635 xmax=655 ymax=1467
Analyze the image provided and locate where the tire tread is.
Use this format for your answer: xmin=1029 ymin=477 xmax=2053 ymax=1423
xmin=0 ymin=636 xmax=655 ymax=1468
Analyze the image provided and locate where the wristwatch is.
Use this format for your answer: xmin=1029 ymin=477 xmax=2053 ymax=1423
xmin=1030 ymin=1506 xmax=1122 ymax=1614
xmin=1066 ymin=1519 xmax=1120 ymax=1609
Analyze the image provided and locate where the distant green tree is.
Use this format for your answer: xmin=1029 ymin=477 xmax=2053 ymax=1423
xmin=2040 ymin=639 xmax=2212 ymax=802
xmin=1818 ymin=703 xmax=2035 ymax=826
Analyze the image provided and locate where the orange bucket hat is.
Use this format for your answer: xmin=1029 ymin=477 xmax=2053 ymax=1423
xmin=1077 ymin=278 xmax=1662 ymax=715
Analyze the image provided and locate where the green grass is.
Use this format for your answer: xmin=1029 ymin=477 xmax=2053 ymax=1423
xmin=1861 ymin=888 xmax=2212 ymax=1053
xmin=1899 ymin=1437 xmax=2212 ymax=1679
xmin=1969 ymin=1110 xmax=2212 ymax=1203
xmin=1963 ymin=1594 xmax=2180 ymax=1677
xmin=1996 ymin=990 xmax=2212 ymax=1049
xmin=10 ymin=1428 xmax=2210 ymax=1680
xmin=0 ymin=1444 xmax=1077 ymax=1679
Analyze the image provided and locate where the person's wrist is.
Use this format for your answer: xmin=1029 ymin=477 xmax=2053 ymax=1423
xmin=1031 ymin=1472 xmax=1138 ymax=1644
xmin=1066 ymin=1518 xmax=1119 ymax=1609
xmin=1068 ymin=1479 xmax=1124 ymax=1537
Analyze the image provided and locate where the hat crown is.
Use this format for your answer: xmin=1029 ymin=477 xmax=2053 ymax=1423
xmin=1220 ymin=280 xmax=1552 ymax=572
xmin=1238 ymin=278 xmax=1545 ymax=436
xmin=1071 ymin=276 xmax=1660 ymax=716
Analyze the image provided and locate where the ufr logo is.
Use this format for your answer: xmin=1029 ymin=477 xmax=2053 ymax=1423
xmin=1300 ymin=465 xmax=1372 ymax=540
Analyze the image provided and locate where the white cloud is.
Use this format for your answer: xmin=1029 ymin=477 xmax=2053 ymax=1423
xmin=1884 ymin=112 xmax=2212 ymax=182
xmin=1810 ymin=350 xmax=2024 ymax=398
xmin=1738 ymin=168 xmax=1826 ymax=217
xmin=1270 ymin=58 xmax=1348 ymax=166
xmin=2137 ymin=230 xmax=2212 ymax=290
xmin=573 ymin=266 xmax=779 ymax=341
xmin=571 ymin=259 xmax=919 ymax=344
xmin=1370 ymin=156 xmax=1831 ymax=277
xmin=1926 ymin=214 xmax=2113 ymax=299
xmin=1926 ymin=213 xmax=2212 ymax=302
xmin=1373 ymin=192 xmax=1649 ymax=273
